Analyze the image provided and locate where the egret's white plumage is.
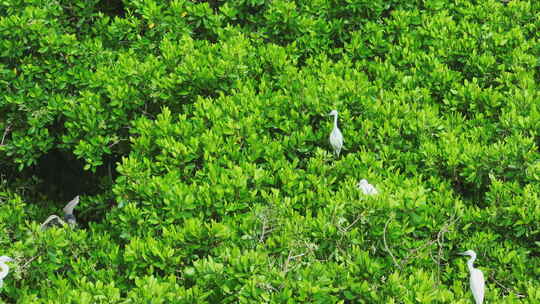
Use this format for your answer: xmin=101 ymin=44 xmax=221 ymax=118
xmin=40 ymin=215 xmax=66 ymax=230
xmin=328 ymin=110 xmax=343 ymax=157
xmin=357 ymin=179 xmax=378 ymax=195
xmin=460 ymin=250 xmax=485 ymax=304
xmin=0 ymin=256 xmax=13 ymax=288
xmin=63 ymin=195 xmax=79 ymax=217
xmin=41 ymin=195 xmax=80 ymax=230
xmin=62 ymin=195 xmax=80 ymax=226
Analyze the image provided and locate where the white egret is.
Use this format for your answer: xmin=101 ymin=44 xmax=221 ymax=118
xmin=41 ymin=195 xmax=80 ymax=230
xmin=328 ymin=110 xmax=343 ymax=157
xmin=0 ymin=256 xmax=13 ymax=288
xmin=459 ymin=250 xmax=485 ymax=304
xmin=357 ymin=179 xmax=378 ymax=195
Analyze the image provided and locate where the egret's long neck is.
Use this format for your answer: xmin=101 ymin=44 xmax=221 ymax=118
xmin=0 ymin=263 xmax=9 ymax=279
xmin=467 ymin=255 xmax=476 ymax=272
xmin=333 ymin=114 xmax=338 ymax=129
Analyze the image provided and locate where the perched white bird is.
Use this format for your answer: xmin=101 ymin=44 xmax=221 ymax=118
xmin=41 ymin=195 xmax=80 ymax=230
xmin=460 ymin=250 xmax=485 ymax=304
xmin=0 ymin=256 xmax=13 ymax=288
xmin=328 ymin=110 xmax=343 ymax=157
xmin=357 ymin=179 xmax=378 ymax=195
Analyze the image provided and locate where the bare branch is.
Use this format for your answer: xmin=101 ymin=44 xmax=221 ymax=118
xmin=257 ymin=208 xmax=275 ymax=243
xmin=434 ymin=215 xmax=459 ymax=284
xmin=1 ymin=124 xmax=12 ymax=146
xmin=20 ymin=255 xmax=38 ymax=270
xmin=259 ymin=216 xmax=268 ymax=243
xmin=383 ymin=217 xmax=400 ymax=269
xmin=282 ymin=250 xmax=293 ymax=274
xmin=289 ymin=252 xmax=310 ymax=260
xmin=282 ymin=241 xmax=317 ymax=274
xmin=400 ymin=239 xmax=437 ymax=268
xmin=342 ymin=214 xmax=363 ymax=232
xmin=490 ymin=275 xmax=526 ymax=298
xmin=396 ymin=214 xmax=460 ymax=277
xmin=108 ymin=138 xmax=128 ymax=148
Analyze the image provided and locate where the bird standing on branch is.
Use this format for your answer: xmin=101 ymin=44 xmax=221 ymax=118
xmin=328 ymin=110 xmax=343 ymax=157
xmin=40 ymin=195 xmax=80 ymax=230
xmin=459 ymin=250 xmax=485 ymax=304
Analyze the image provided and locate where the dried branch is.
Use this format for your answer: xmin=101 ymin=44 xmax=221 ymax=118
xmin=383 ymin=217 xmax=400 ymax=269
xmin=282 ymin=250 xmax=294 ymax=274
xmin=395 ymin=214 xmax=460 ymax=279
xmin=282 ymin=241 xmax=317 ymax=274
xmin=342 ymin=214 xmax=363 ymax=233
xmin=259 ymin=217 xmax=268 ymax=243
xmin=434 ymin=215 xmax=457 ymax=284
xmin=257 ymin=208 xmax=275 ymax=243
xmin=400 ymin=239 xmax=437 ymax=268
xmin=107 ymin=138 xmax=128 ymax=148
xmin=1 ymin=124 xmax=12 ymax=146
xmin=490 ymin=275 xmax=526 ymax=298
xmin=20 ymin=255 xmax=38 ymax=271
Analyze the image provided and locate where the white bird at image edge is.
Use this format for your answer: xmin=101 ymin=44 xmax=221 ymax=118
xmin=459 ymin=250 xmax=485 ymax=304
xmin=328 ymin=110 xmax=343 ymax=157
xmin=0 ymin=256 xmax=13 ymax=288
xmin=357 ymin=179 xmax=378 ymax=195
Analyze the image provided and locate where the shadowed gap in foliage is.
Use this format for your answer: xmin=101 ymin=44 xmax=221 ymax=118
xmin=12 ymin=149 xmax=121 ymax=227
xmin=98 ymin=0 xmax=126 ymax=17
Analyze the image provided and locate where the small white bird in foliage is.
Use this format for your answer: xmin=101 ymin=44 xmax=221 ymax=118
xmin=357 ymin=179 xmax=378 ymax=195
xmin=459 ymin=250 xmax=485 ymax=304
xmin=0 ymin=256 xmax=13 ymax=288
xmin=328 ymin=110 xmax=343 ymax=157
xmin=41 ymin=196 xmax=80 ymax=230
xmin=62 ymin=195 xmax=80 ymax=226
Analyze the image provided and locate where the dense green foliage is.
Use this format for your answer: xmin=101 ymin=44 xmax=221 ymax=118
xmin=1 ymin=0 xmax=539 ymax=302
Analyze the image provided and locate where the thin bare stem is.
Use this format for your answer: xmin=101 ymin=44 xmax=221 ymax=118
xmin=400 ymin=239 xmax=437 ymax=268
xmin=490 ymin=275 xmax=526 ymax=298
xmin=20 ymin=255 xmax=38 ymax=270
xmin=1 ymin=124 xmax=12 ymax=146
xmin=259 ymin=217 xmax=268 ymax=243
xmin=383 ymin=217 xmax=400 ymax=269
xmin=282 ymin=250 xmax=293 ymax=274
xmin=107 ymin=138 xmax=127 ymax=148
xmin=343 ymin=215 xmax=362 ymax=232
xmin=282 ymin=241 xmax=316 ymax=274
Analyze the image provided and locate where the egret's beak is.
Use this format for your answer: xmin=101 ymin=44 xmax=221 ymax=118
xmin=458 ymin=252 xmax=467 ymax=256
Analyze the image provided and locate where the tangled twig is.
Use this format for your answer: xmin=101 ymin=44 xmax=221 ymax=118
xmin=400 ymin=239 xmax=437 ymax=268
xmin=282 ymin=241 xmax=317 ymax=274
xmin=257 ymin=208 xmax=275 ymax=243
xmin=20 ymin=255 xmax=38 ymax=271
xmin=384 ymin=215 xmax=460 ymax=276
xmin=490 ymin=275 xmax=526 ymax=298
xmin=434 ymin=215 xmax=459 ymax=284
